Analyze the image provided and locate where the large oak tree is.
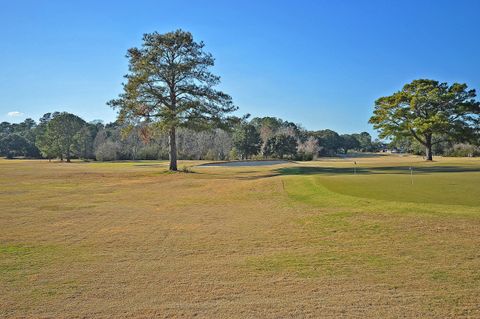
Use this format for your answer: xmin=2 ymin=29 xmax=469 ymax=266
xmin=108 ymin=30 xmax=237 ymax=171
xmin=369 ymin=79 xmax=480 ymax=160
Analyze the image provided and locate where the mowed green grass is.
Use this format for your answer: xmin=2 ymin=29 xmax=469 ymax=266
xmin=1 ymin=156 xmax=480 ymax=318
xmin=280 ymin=157 xmax=480 ymax=206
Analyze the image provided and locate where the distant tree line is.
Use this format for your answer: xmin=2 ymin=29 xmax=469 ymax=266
xmin=231 ymin=117 xmax=384 ymax=161
xmin=0 ymin=112 xmax=388 ymax=161
xmin=3 ymin=111 xmax=478 ymax=161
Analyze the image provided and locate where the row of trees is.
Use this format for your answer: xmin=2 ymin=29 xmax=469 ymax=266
xmin=0 ymin=112 xmax=101 ymax=161
xmin=5 ymin=105 xmax=477 ymax=161
xmin=231 ymin=117 xmax=381 ymax=160
xmin=0 ymin=113 xmax=380 ymax=161
xmin=3 ymin=109 xmax=478 ymax=162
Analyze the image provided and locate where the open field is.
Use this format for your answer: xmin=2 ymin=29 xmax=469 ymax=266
xmin=1 ymin=155 xmax=480 ymax=318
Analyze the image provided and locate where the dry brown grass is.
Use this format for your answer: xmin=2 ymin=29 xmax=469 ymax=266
xmin=1 ymin=157 xmax=480 ymax=318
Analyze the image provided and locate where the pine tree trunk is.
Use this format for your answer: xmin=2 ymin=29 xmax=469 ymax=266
xmin=169 ymin=127 xmax=177 ymax=171
xmin=425 ymin=134 xmax=433 ymax=161
xmin=425 ymin=145 xmax=433 ymax=161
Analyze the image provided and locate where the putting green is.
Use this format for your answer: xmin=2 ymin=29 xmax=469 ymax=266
xmin=278 ymin=157 xmax=480 ymax=207
xmin=319 ymin=173 xmax=480 ymax=206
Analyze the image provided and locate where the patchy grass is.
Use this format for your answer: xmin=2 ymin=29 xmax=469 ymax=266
xmin=1 ymin=156 xmax=480 ymax=317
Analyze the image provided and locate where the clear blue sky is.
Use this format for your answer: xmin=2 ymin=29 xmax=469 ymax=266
xmin=1 ymin=0 xmax=479 ymax=136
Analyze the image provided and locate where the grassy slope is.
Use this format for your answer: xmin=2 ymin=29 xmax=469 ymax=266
xmin=1 ymin=156 xmax=479 ymax=318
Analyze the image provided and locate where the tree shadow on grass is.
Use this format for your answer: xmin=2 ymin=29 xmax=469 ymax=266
xmin=192 ymin=164 xmax=480 ymax=181
xmin=200 ymin=172 xmax=282 ymax=181
xmin=276 ymin=165 xmax=480 ymax=176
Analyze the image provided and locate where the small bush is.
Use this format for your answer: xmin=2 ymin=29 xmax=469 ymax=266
xmin=295 ymin=151 xmax=314 ymax=161
xmin=181 ymin=165 xmax=192 ymax=173
xmin=204 ymin=149 xmax=216 ymax=161
xmin=228 ymin=148 xmax=239 ymax=160
xmin=95 ymin=141 xmax=119 ymax=161
xmin=137 ymin=145 xmax=161 ymax=160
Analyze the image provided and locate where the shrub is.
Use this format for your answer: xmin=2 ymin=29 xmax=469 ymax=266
xmin=181 ymin=165 xmax=192 ymax=173
xmin=137 ymin=145 xmax=161 ymax=160
xmin=295 ymin=151 xmax=314 ymax=161
xmin=204 ymin=149 xmax=216 ymax=161
xmin=229 ymin=148 xmax=239 ymax=160
xmin=95 ymin=141 xmax=119 ymax=161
